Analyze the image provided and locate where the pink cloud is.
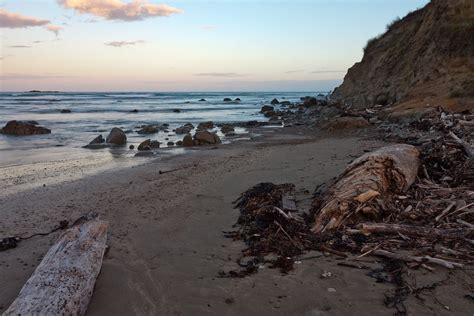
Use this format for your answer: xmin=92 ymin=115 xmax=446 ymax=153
xmin=0 ymin=9 xmax=49 ymax=28
xmin=105 ymin=40 xmax=146 ymax=47
xmin=46 ymin=24 xmax=63 ymax=36
xmin=58 ymin=0 xmax=182 ymax=21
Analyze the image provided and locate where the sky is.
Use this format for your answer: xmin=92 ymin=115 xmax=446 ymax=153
xmin=0 ymin=0 xmax=429 ymax=92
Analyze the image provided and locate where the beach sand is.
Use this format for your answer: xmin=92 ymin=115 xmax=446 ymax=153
xmin=0 ymin=127 xmax=471 ymax=315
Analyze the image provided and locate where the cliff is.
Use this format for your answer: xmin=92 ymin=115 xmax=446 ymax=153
xmin=332 ymin=0 xmax=474 ymax=114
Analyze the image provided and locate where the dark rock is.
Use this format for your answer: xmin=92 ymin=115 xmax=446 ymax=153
xmin=173 ymin=109 xmax=181 ymax=113
xmin=223 ymin=98 xmax=232 ymax=102
xmin=271 ymin=98 xmax=280 ymax=105
xmin=280 ymin=101 xmax=291 ymax=106
xmin=221 ymin=124 xmax=235 ymax=134
xmin=137 ymin=125 xmax=159 ymax=134
xmin=264 ymin=110 xmax=277 ymax=118
xmin=194 ymin=131 xmax=221 ymax=145
xmin=129 ymin=145 xmax=135 ymax=150
xmin=234 ymin=98 xmax=241 ymax=102
xmin=106 ymin=127 xmax=127 ymax=145
xmin=90 ymin=135 xmax=105 ymax=144
xmin=176 ymin=125 xmax=193 ymax=134
xmin=138 ymin=139 xmax=160 ymax=151
xmin=176 ymin=140 xmax=183 ymax=146
xmin=60 ymin=109 xmax=71 ymax=113
xmin=0 ymin=120 xmax=51 ymax=136
xmin=182 ymin=134 xmax=194 ymax=147
xmin=260 ymin=105 xmax=274 ymax=113
xmin=199 ymin=98 xmax=206 ymax=102
xmin=197 ymin=121 xmax=214 ymax=130
xmin=303 ymin=96 xmax=318 ymax=107
xmin=167 ymin=141 xmax=175 ymax=146
xmin=130 ymin=109 xmax=139 ymax=113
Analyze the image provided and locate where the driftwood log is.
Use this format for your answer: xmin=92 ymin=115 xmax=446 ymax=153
xmin=312 ymin=144 xmax=420 ymax=233
xmin=356 ymin=223 xmax=473 ymax=239
xmin=3 ymin=213 xmax=108 ymax=316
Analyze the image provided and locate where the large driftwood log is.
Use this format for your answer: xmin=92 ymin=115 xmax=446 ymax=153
xmin=3 ymin=213 xmax=108 ymax=316
xmin=312 ymin=144 xmax=419 ymax=233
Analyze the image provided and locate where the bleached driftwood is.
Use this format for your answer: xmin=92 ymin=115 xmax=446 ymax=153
xmin=312 ymin=144 xmax=419 ymax=233
xmin=3 ymin=213 xmax=108 ymax=316
xmin=357 ymin=223 xmax=472 ymax=239
xmin=372 ymin=249 xmax=464 ymax=269
xmin=449 ymin=131 xmax=474 ymax=160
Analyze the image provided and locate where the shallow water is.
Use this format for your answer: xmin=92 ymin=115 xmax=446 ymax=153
xmin=0 ymin=91 xmax=324 ymax=167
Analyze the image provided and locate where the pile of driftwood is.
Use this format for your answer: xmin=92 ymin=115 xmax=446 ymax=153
xmin=225 ymin=111 xmax=473 ymax=273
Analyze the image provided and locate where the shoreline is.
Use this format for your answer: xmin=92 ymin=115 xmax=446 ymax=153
xmin=2 ymin=125 xmax=471 ymax=315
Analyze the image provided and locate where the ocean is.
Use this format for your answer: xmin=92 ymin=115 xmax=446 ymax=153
xmin=0 ymin=91 xmax=325 ymax=167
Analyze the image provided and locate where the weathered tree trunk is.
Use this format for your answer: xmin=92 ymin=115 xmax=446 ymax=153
xmin=312 ymin=144 xmax=419 ymax=233
xmin=3 ymin=213 xmax=108 ymax=316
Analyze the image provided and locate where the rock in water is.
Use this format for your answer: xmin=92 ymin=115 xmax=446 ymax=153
xmin=197 ymin=121 xmax=214 ymax=130
xmin=137 ymin=125 xmax=158 ymax=134
xmin=0 ymin=120 xmax=51 ymax=136
xmin=260 ymin=105 xmax=274 ymax=113
xmin=223 ymin=98 xmax=232 ymax=102
xmin=194 ymin=131 xmax=221 ymax=145
xmin=182 ymin=134 xmax=194 ymax=147
xmin=106 ymin=128 xmax=127 ymax=145
xmin=221 ymin=124 xmax=235 ymax=134
xmin=271 ymin=98 xmax=280 ymax=105
xmin=138 ymin=139 xmax=160 ymax=151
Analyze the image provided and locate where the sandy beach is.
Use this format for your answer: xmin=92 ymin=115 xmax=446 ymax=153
xmin=1 ymin=126 xmax=471 ymax=315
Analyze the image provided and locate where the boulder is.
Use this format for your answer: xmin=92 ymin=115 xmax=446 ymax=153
xmin=0 ymin=120 xmax=51 ymax=136
xmin=137 ymin=125 xmax=158 ymax=134
xmin=138 ymin=139 xmax=160 ymax=151
xmin=280 ymin=101 xmax=291 ymax=106
xmin=176 ymin=141 xmax=183 ymax=146
xmin=173 ymin=109 xmax=181 ymax=113
xmin=130 ymin=109 xmax=139 ymax=113
xmin=182 ymin=134 xmax=194 ymax=147
xmin=197 ymin=121 xmax=214 ymax=130
xmin=223 ymin=98 xmax=232 ymax=102
xmin=264 ymin=110 xmax=277 ymax=118
xmin=60 ymin=109 xmax=71 ymax=113
xmin=175 ymin=123 xmax=194 ymax=134
xmin=323 ymin=116 xmax=370 ymax=130
xmin=167 ymin=141 xmax=175 ymax=146
xmin=83 ymin=135 xmax=109 ymax=149
xmin=221 ymin=124 xmax=235 ymax=134
xmin=199 ymin=98 xmax=206 ymax=102
xmin=260 ymin=105 xmax=274 ymax=113
xmin=194 ymin=131 xmax=221 ymax=145
xmin=303 ymin=96 xmax=318 ymax=107
xmin=271 ymin=98 xmax=280 ymax=105
xmin=106 ymin=127 xmax=127 ymax=145
xmin=234 ymin=98 xmax=241 ymax=102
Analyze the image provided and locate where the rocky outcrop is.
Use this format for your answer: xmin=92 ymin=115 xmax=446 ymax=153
xmin=138 ymin=139 xmax=160 ymax=151
xmin=194 ymin=131 xmax=221 ymax=145
xmin=0 ymin=120 xmax=51 ymax=136
xmin=106 ymin=128 xmax=127 ymax=145
xmin=197 ymin=121 xmax=214 ymax=130
xmin=332 ymin=0 xmax=474 ymax=112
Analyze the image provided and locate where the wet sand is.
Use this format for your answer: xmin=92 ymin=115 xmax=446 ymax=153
xmin=0 ymin=128 xmax=471 ymax=315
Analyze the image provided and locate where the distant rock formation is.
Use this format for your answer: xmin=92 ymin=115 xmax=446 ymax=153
xmin=332 ymin=0 xmax=474 ymax=113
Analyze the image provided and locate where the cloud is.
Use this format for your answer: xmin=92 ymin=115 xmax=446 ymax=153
xmin=58 ymin=0 xmax=182 ymax=21
xmin=104 ymin=40 xmax=146 ymax=47
xmin=0 ymin=73 xmax=74 ymax=80
xmin=0 ymin=9 xmax=49 ymax=28
xmin=9 ymin=45 xmax=31 ymax=48
xmin=284 ymin=70 xmax=304 ymax=74
xmin=194 ymin=73 xmax=246 ymax=78
xmin=45 ymin=24 xmax=63 ymax=36
xmin=0 ymin=9 xmax=64 ymax=35
xmin=311 ymin=70 xmax=345 ymax=74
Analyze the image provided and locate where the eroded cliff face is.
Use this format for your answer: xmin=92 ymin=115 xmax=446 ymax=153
xmin=332 ymin=0 xmax=474 ymax=113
